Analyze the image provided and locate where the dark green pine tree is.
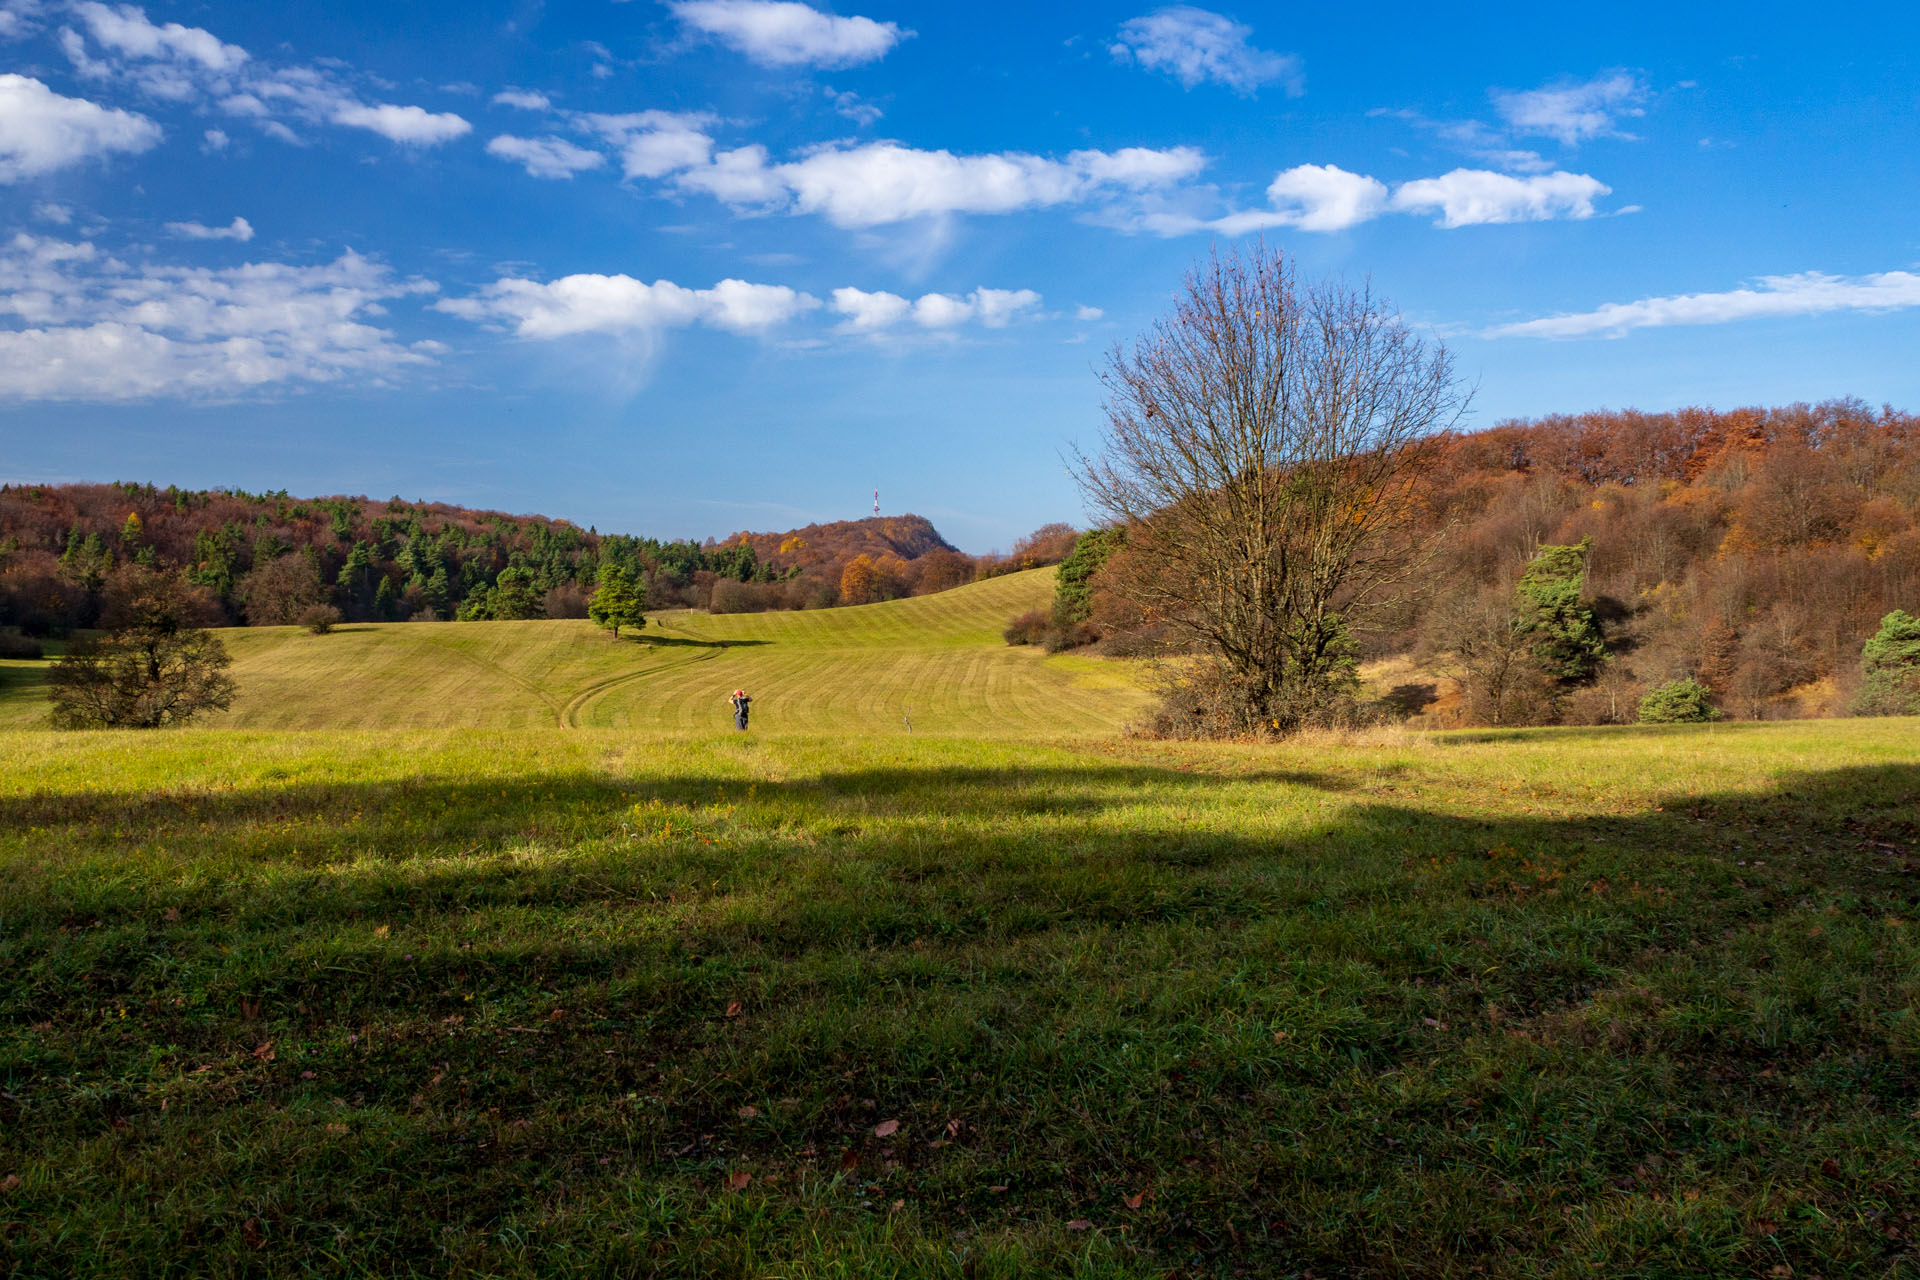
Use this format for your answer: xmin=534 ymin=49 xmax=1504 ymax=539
xmin=588 ymin=564 xmax=648 ymax=639
xmin=1515 ymin=538 xmax=1606 ymax=684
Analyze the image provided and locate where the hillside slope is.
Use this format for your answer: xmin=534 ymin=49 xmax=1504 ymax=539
xmin=0 ymin=570 xmax=1151 ymax=736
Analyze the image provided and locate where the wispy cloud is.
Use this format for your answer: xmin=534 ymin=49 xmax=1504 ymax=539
xmin=1487 ymin=270 xmax=1920 ymax=338
xmin=1492 ymin=72 xmax=1647 ymax=145
xmin=0 ymin=234 xmax=439 ymax=400
xmin=165 ymin=215 xmax=253 ymax=241
xmin=58 ymin=2 xmax=470 ymax=147
xmin=1141 ymin=162 xmax=1609 ymax=235
xmin=1110 ymin=5 xmax=1302 ymax=96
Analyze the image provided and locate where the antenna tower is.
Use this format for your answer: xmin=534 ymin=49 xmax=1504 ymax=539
xmin=873 ymin=489 xmax=880 ymax=518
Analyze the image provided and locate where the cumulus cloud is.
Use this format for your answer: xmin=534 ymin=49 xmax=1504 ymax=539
xmin=1390 ymin=168 xmax=1610 ymax=227
xmin=670 ymin=0 xmax=910 ymax=69
xmin=1486 ymin=270 xmax=1920 ymax=339
xmin=438 ymin=272 xmax=819 ymax=338
xmin=673 ymin=139 xmax=1207 ymax=227
xmin=57 ymin=4 xmax=470 ymax=148
xmin=578 ymin=110 xmax=717 ymax=178
xmin=1110 ymin=5 xmax=1301 ymax=96
xmin=0 ymin=233 xmax=438 ymax=400
xmin=830 ymin=284 xmax=1041 ymax=332
xmin=0 ymin=74 xmax=160 ymax=181
xmin=165 ymin=215 xmax=253 ymax=241
xmin=1492 ymin=72 xmax=1646 ymax=145
xmin=486 ymin=133 xmax=606 ymax=178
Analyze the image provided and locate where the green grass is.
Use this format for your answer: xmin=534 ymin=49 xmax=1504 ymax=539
xmin=0 ymin=570 xmax=1150 ymax=735
xmin=3 ymin=717 xmax=1919 ymax=1277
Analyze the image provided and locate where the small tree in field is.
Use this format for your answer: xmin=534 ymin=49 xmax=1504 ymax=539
xmin=1855 ymin=609 xmax=1920 ymax=715
xmin=1073 ymin=243 xmax=1468 ymax=734
xmin=1638 ymin=678 xmax=1720 ymax=724
xmin=588 ymin=565 xmax=648 ymax=639
xmin=49 ymin=570 xmax=236 ymax=728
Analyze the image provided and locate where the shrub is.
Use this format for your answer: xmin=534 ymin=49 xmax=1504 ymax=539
xmin=299 ymin=604 xmax=342 ymax=635
xmin=1003 ymin=610 xmax=1048 ymax=646
xmin=1137 ymin=657 xmax=1372 ymax=740
xmin=1637 ymin=678 xmax=1721 ymax=724
xmin=0 ymin=629 xmax=43 ymax=659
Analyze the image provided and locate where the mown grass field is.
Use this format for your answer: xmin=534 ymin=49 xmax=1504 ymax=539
xmin=3 ymin=712 xmax=1919 ymax=1277
xmin=0 ymin=569 xmax=1149 ymax=735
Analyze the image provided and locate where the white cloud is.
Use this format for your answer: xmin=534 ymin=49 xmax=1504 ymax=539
xmin=670 ymin=0 xmax=910 ymax=69
xmin=71 ymin=1 xmax=247 ymax=72
xmin=1390 ymin=168 xmax=1609 ymax=227
xmin=830 ymin=284 xmax=1041 ymax=332
xmin=1110 ymin=5 xmax=1301 ymax=96
xmin=330 ymin=102 xmax=470 ymax=145
xmin=58 ymin=6 xmax=471 ymax=149
xmin=439 ymin=272 xmax=818 ymax=338
xmin=1143 ymin=162 xmax=1610 ymax=236
xmin=1075 ymin=304 xmax=1103 ymax=321
xmin=201 ymin=126 xmax=228 ymax=151
xmin=0 ymin=1 xmax=44 ymax=41
xmin=830 ymin=286 xmax=909 ymax=330
xmin=675 ymin=140 xmax=1207 ymax=227
xmin=486 ymin=133 xmax=606 ymax=178
xmin=0 ymin=74 xmax=160 ymax=181
xmin=492 ymin=88 xmax=551 ymax=111
xmin=1492 ymin=73 xmax=1646 ymax=146
xmin=579 ymin=110 xmax=716 ymax=178
xmin=33 ymin=201 xmax=71 ymax=223
xmin=1249 ymin=162 xmax=1388 ymax=231
xmin=0 ymin=234 xmax=437 ymax=400
xmin=166 ymin=215 xmax=253 ymax=241
xmin=1487 ymin=270 xmax=1920 ymax=339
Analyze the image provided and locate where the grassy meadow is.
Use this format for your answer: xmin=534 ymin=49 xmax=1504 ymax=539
xmin=4 ymin=575 xmax=1920 ymax=1276
xmin=0 ymin=569 xmax=1150 ymax=736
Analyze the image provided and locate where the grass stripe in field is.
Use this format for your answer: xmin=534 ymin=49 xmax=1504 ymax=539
xmin=0 ymin=569 xmax=1152 ymax=735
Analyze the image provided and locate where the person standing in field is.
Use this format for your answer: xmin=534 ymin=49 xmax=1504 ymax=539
xmin=730 ymin=688 xmax=752 ymax=731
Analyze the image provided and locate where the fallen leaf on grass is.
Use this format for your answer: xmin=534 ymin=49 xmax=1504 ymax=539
xmin=873 ymin=1119 xmax=899 ymax=1138
xmin=162 ymin=907 xmax=181 ymax=923
xmin=839 ymin=1148 xmax=859 ymax=1172
xmin=0 ymin=1174 xmax=19 ymax=1194
xmin=737 ymin=1105 xmax=760 ymax=1118
xmin=945 ymin=1117 xmax=963 ymax=1137
xmin=326 ymin=1123 xmax=349 ymax=1135
xmin=1821 ymin=1158 xmax=1841 ymax=1178
xmin=726 ymin=1171 xmax=752 ymax=1192
xmin=725 ymin=1001 xmax=742 ymax=1019
xmin=251 ymin=1042 xmax=274 ymax=1062
xmin=988 ymin=1185 xmax=1007 ymax=1194
xmin=1124 ymin=1192 xmax=1145 ymax=1210
xmin=1067 ymin=1219 xmax=1092 ymax=1231
xmin=240 ymin=1217 xmax=265 ymax=1249
xmin=373 ymin=925 xmax=389 ymax=938
xmin=548 ymin=1008 xmax=564 ymax=1023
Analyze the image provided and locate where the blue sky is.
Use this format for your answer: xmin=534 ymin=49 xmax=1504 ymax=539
xmin=1 ymin=1 xmax=1916 ymax=550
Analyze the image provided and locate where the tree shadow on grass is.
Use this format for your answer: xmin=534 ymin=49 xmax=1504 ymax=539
xmin=3 ymin=755 xmax=1919 ymax=1278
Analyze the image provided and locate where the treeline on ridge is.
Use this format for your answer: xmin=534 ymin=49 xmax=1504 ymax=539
xmin=1042 ymin=398 xmax=1920 ymax=725
xmin=0 ymin=485 xmax=1079 ymax=634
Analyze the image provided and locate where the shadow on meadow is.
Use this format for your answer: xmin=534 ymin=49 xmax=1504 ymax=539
xmin=2 ymin=754 xmax=1918 ymax=1277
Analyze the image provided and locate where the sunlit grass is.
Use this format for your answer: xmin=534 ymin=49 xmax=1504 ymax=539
xmin=0 ymin=570 xmax=1152 ymax=735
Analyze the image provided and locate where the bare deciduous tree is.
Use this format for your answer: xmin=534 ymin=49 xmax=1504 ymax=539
xmin=1073 ymin=244 xmax=1469 ymax=731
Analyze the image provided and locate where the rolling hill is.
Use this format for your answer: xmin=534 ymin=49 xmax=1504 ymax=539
xmin=0 ymin=568 xmax=1151 ymax=736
